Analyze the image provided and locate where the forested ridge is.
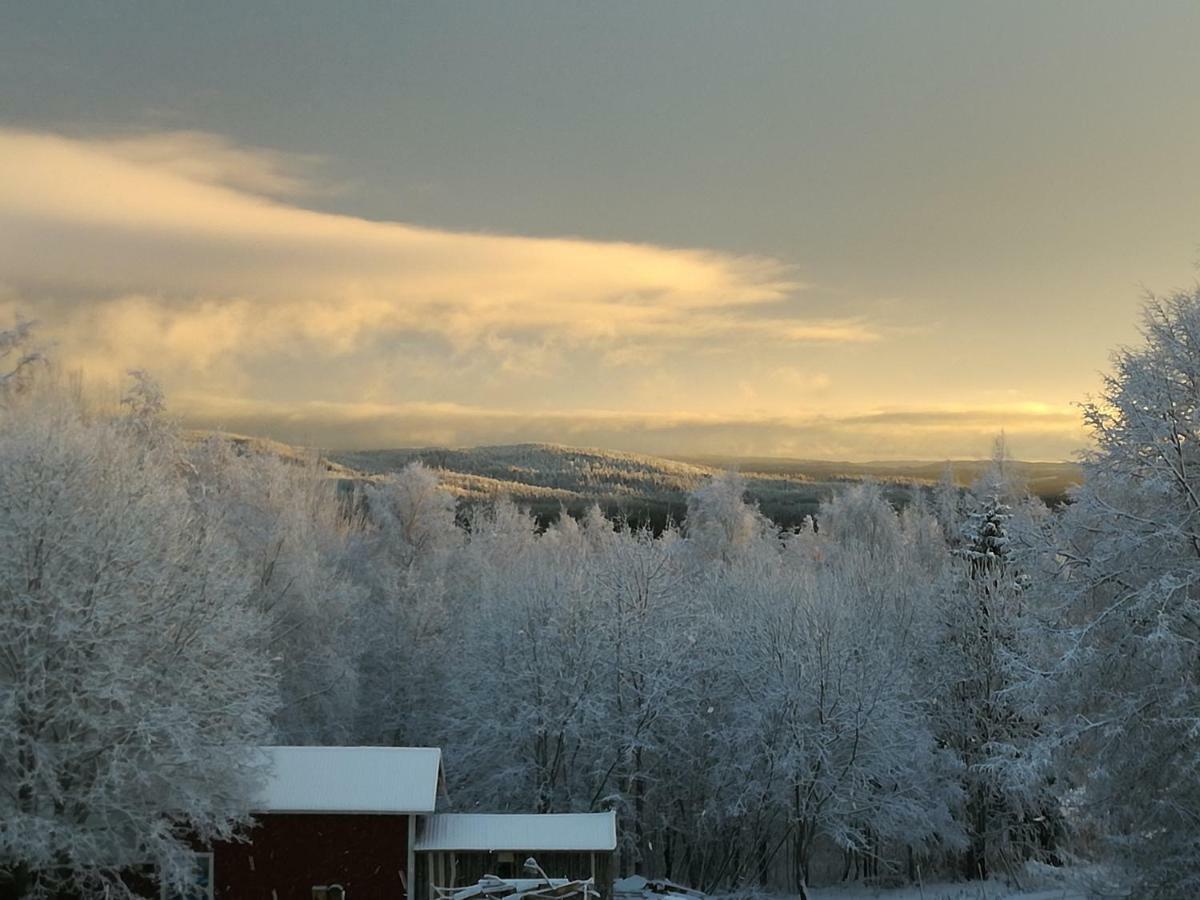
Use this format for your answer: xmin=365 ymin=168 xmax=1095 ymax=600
xmin=4 ymin=292 xmax=1200 ymax=898
xmin=324 ymin=443 xmax=1079 ymax=530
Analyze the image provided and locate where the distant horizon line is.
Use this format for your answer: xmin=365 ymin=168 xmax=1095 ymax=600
xmin=195 ymin=430 xmax=1082 ymax=468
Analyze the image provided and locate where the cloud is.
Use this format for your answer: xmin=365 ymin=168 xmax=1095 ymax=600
xmin=1 ymin=126 xmax=1081 ymax=460
xmin=0 ymin=127 xmax=865 ymax=388
xmin=88 ymin=130 xmax=324 ymax=199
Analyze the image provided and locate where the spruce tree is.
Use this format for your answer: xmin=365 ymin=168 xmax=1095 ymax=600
xmin=933 ymin=458 xmax=1059 ymax=879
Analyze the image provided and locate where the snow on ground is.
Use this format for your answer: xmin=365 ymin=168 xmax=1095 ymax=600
xmin=709 ymin=874 xmax=1092 ymax=900
xmin=804 ymin=882 xmax=1087 ymax=900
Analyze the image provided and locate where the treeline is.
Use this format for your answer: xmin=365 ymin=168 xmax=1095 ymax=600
xmin=4 ymin=291 xmax=1200 ymax=898
xmin=331 ymin=445 xmax=1079 ymax=532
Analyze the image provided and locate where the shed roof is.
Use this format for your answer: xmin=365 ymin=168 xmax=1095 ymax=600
xmin=254 ymin=746 xmax=443 ymax=814
xmin=414 ymin=812 xmax=617 ymax=852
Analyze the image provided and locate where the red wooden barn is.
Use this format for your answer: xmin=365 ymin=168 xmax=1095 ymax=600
xmin=168 ymin=746 xmax=443 ymax=900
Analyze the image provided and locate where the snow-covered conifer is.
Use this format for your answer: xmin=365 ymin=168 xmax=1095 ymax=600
xmin=932 ymin=447 xmax=1060 ymax=880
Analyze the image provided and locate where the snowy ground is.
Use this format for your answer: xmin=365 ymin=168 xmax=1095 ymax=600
xmin=706 ymin=871 xmax=1093 ymax=900
xmin=804 ymin=882 xmax=1086 ymax=900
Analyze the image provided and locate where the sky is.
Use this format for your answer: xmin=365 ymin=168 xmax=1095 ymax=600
xmin=3 ymin=1 xmax=1200 ymax=461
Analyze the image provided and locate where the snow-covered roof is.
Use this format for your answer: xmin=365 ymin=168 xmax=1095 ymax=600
xmin=414 ymin=812 xmax=617 ymax=852
xmin=254 ymin=746 xmax=443 ymax=814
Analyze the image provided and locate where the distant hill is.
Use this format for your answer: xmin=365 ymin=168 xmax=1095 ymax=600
xmin=325 ymin=442 xmax=1082 ymax=530
xmin=672 ymin=454 xmax=1083 ymax=504
xmin=189 ymin=435 xmax=1081 ymax=528
xmin=329 ymin=443 xmax=750 ymax=527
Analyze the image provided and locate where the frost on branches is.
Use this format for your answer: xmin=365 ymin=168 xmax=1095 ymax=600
xmin=187 ymin=439 xmax=364 ymax=746
xmin=932 ymin=448 xmax=1061 ymax=882
xmin=10 ymin=289 xmax=1200 ymax=897
xmin=0 ymin=320 xmax=44 ymax=396
xmin=0 ymin=377 xmax=277 ymax=899
xmin=1055 ymin=290 xmax=1200 ymax=897
xmin=719 ymin=484 xmax=964 ymax=888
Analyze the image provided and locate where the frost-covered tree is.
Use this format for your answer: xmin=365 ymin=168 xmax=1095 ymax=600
xmin=927 ymin=446 xmax=1060 ymax=881
xmin=439 ymin=503 xmax=608 ymax=813
xmin=592 ymin=520 xmax=696 ymax=874
xmin=770 ymin=485 xmax=961 ymax=885
xmin=686 ymin=471 xmax=773 ymax=564
xmin=188 ymin=441 xmax=363 ymax=744
xmin=660 ymin=484 xmax=963 ymax=892
xmin=0 ymin=320 xmax=45 ymax=397
xmin=0 ymin=381 xmax=277 ymax=899
xmin=355 ymin=464 xmax=460 ymax=745
xmin=366 ymin=462 xmax=459 ymax=572
xmin=1054 ymin=289 xmax=1200 ymax=896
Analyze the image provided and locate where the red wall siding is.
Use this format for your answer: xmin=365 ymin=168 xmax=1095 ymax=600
xmin=211 ymin=813 xmax=409 ymax=900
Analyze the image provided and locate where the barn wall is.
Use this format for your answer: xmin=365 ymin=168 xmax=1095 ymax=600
xmin=211 ymin=813 xmax=410 ymax=900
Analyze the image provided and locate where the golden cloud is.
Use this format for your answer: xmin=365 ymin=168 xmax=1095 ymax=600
xmin=0 ymin=127 xmax=875 ymax=388
xmin=2 ymin=126 xmax=1073 ymax=460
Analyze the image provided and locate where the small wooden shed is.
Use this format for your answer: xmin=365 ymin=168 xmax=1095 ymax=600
xmin=164 ymin=746 xmax=444 ymax=900
xmin=413 ymin=813 xmax=617 ymax=900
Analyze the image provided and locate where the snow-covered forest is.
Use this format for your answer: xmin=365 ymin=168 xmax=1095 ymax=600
xmin=327 ymin=443 xmax=1079 ymax=532
xmin=4 ymin=290 xmax=1200 ymax=899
